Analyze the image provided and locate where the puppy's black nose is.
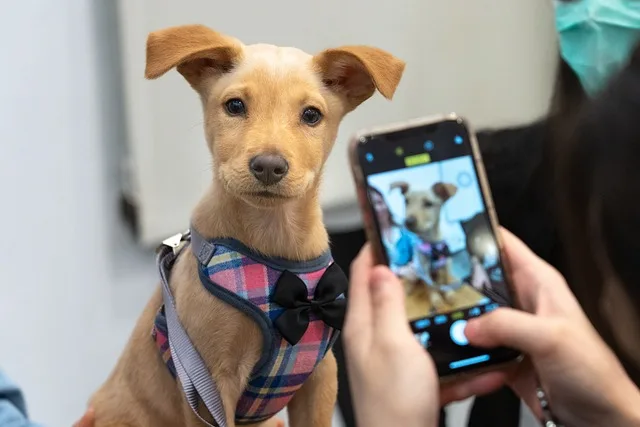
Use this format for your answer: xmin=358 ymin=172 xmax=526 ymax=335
xmin=249 ymin=154 xmax=289 ymax=186
xmin=405 ymin=216 xmax=417 ymax=230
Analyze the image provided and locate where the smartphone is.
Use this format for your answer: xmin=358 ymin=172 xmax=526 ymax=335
xmin=349 ymin=113 xmax=521 ymax=380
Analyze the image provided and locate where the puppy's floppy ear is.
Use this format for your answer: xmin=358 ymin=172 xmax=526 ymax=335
xmin=432 ymin=182 xmax=457 ymax=202
xmin=145 ymin=24 xmax=242 ymax=91
xmin=390 ymin=181 xmax=410 ymax=195
xmin=313 ymin=46 xmax=405 ymax=110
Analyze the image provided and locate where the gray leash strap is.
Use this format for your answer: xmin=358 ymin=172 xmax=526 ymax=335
xmin=190 ymin=226 xmax=216 ymax=265
xmin=158 ymin=233 xmax=227 ymax=427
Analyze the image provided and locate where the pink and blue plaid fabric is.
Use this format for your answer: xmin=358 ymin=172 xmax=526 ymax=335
xmin=153 ymin=241 xmax=338 ymax=425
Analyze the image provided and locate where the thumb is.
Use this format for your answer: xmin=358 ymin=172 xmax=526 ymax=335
xmin=465 ymin=308 xmax=551 ymax=356
xmin=500 ymin=228 xmax=543 ymax=271
xmin=369 ymin=265 xmax=410 ymax=336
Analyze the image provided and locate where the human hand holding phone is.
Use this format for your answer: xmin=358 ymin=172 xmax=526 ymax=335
xmin=344 ymin=229 xmax=640 ymax=427
xmin=344 ymin=245 xmax=506 ymax=427
xmin=349 ymin=115 xmax=521 ymax=379
xmin=458 ymin=229 xmax=640 ymax=427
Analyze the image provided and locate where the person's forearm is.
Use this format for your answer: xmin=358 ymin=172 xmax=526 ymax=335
xmin=355 ymin=411 xmax=440 ymax=427
xmin=619 ymin=397 xmax=640 ymax=426
xmin=621 ymin=409 xmax=640 ymax=427
xmin=610 ymin=382 xmax=640 ymax=427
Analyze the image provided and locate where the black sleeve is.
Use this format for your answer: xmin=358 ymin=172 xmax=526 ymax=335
xmin=477 ymin=121 xmax=560 ymax=266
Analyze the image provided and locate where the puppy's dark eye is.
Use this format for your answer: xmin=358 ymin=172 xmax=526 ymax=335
xmin=301 ymin=107 xmax=322 ymax=126
xmin=423 ymin=200 xmax=434 ymax=208
xmin=225 ymin=98 xmax=246 ymax=116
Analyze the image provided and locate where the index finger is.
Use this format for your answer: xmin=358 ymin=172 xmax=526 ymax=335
xmin=499 ymin=228 xmax=541 ymax=311
xmin=500 ymin=228 xmax=540 ymax=271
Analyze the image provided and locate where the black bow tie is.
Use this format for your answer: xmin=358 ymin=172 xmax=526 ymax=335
xmin=272 ymin=263 xmax=348 ymax=345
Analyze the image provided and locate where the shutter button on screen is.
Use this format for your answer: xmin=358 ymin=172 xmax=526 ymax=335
xmin=449 ymin=320 xmax=469 ymax=346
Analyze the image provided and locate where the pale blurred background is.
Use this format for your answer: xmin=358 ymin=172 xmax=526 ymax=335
xmin=0 ymin=1 xmax=558 ymax=426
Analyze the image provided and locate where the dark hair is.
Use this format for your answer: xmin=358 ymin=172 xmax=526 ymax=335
xmin=367 ymin=185 xmax=384 ymax=199
xmin=367 ymin=185 xmax=396 ymax=226
xmin=544 ymin=60 xmax=587 ymax=286
xmin=552 ymin=44 xmax=640 ymax=380
xmin=548 ymin=59 xmax=588 ymax=140
xmin=556 ymin=47 xmax=640 ymax=291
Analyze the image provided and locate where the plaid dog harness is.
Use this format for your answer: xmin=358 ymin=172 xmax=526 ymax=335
xmin=417 ymin=240 xmax=451 ymax=277
xmin=153 ymin=227 xmax=347 ymax=426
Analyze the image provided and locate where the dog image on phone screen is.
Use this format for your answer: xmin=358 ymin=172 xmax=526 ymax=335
xmin=389 ymin=181 xmax=460 ymax=311
xmin=365 ymin=146 xmax=510 ymax=320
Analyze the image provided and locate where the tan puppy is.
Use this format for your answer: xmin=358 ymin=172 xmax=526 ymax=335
xmin=390 ymin=181 xmax=458 ymax=311
xmin=88 ymin=25 xmax=404 ymax=427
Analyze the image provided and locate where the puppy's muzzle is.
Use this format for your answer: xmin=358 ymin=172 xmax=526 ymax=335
xmin=249 ymin=154 xmax=289 ymax=186
xmin=405 ymin=216 xmax=418 ymax=231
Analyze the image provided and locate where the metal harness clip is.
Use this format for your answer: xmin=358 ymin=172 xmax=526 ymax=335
xmin=160 ymin=230 xmax=191 ymax=255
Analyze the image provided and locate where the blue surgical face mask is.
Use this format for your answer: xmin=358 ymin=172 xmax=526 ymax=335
xmin=554 ymin=0 xmax=640 ymax=96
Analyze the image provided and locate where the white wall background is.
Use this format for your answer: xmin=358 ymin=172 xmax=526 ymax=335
xmin=117 ymin=0 xmax=560 ymax=245
xmin=0 ymin=2 xmax=155 ymax=426
xmin=0 ymin=1 xmax=547 ymax=426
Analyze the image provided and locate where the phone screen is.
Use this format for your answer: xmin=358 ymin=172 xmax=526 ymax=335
xmin=356 ymin=118 xmax=519 ymax=377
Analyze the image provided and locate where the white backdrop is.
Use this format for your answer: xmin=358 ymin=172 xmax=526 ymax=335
xmin=117 ymin=0 xmax=560 ymax=245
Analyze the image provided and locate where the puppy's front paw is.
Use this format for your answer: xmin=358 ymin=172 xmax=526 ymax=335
xmin=428 ymin=291 xmax=446 ymax=312
xmin=442 ymin=289 xmax=456 ymax=304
